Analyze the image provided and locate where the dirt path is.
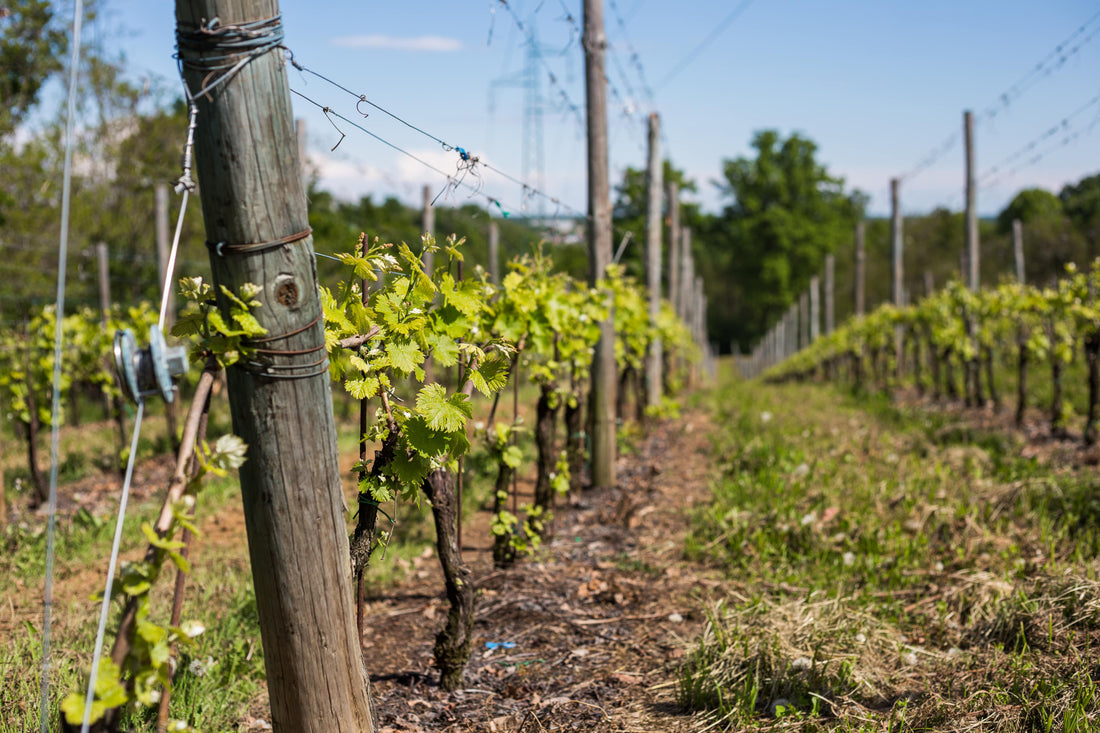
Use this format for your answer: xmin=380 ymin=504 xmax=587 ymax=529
xmin=361 ymin=409 xmax=722 ymax=733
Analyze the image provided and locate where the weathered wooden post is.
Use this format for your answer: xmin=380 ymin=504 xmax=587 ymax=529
xmin=824 ymin=254 xmax=835 ymax=335
xmin=855 ymin=220 xmax=866 ymax=316
xmin=679 ymin=226 xmax=692 ymax=322
xmin=583 ymin=0 xmax=616 ymax=489
xmin=964 ymin=110 xmax=979 ymax=292
xmin=644 ymin=112 xmax=663 ymax=408
xmin=1013 ymin=218 xmax=1025 ymax=284
xmin=667 ymin=181 xmax=680 ymax=310
xmin=891 ymin=178 xmax=904 ymax=377
xmin=174 ymin=2 xmax=375 ymax=729
xmin=488 ymin=220 xmax=500 ymax=286
xmin=809 ymin=275 xmax=821 ymax=343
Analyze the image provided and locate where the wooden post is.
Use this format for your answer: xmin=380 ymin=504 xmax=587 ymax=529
xmin=855 ymin=221 xmax=866 ymax=316
xmin=809 ymin=275 xmax=820 ymax=343
xmin=422 ymin=183 xmax=435 ymax=274
xmin=174 ymin=3 xmax=375 ymax=730
xmin=156 ymin=183 xmax=180 ymax=450
xmin=1013 ymin=218 xmax=1025 ymax=284
xmin=583 ymin=0 xmax=616 ymax=489
xmin=964 ymin=110 xmax=979 ymax=292
xmin=924 ymin=270 xmax=935 ymax=297
xmin=295 ymin=117 xmax=308 ymax=186
xmin=155 ymin=184 xmax=175 ymax=330
xmin=679 ymin=226 xmax=692 ymax=321
xmin=96 ymin=242 xmax=110 ymax=317
xmin=644 ymin=113 xmax=662 ymax=409
xmin=891 ymin=179 xmax=903 ymax=308
xmin=891 ymin=178 xmax=904 ymax=376
xmin=824 ymin=254 xmax=835 ymax=334
xmin=667 ymin=181 xmax=680 ymax=308
xmin=488 ymin=220 xmax=500 ymax=286
xmin=799 ymin=292 xmax=809 ymax=349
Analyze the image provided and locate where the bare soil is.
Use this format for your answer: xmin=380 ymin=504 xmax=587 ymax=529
xmin=360 ymin=410 xmax=722 ymax=733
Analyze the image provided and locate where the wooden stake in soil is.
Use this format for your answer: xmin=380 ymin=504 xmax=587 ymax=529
xmin=489 ymin=220 xmax=501 ymax=286
xmin=584 ymin=0 xmax=616 ymax=490
xmin=644 ymin=113 xmax=663 ymax=409
xmin=964 ymin=110 xmax=979 ymax=292
xmin=1013 ymin=218 xmax=1025 ymax=285
xmin=174 ymin=3 xmax=375 ymax=730
xmin=855 ymin=220 xmax=866 ymax=316
xmin=824 ymin=254 xmax=835 ymax=335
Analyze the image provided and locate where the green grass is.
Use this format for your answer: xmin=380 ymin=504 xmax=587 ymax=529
xmin=679 ymin=363 xmax=1100 ymax=730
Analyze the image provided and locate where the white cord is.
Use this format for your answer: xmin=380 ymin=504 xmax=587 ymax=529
xmin=80 ymin=401 xmax=145 ymax=733
xmin=158 ymin=189 xmax=190 ymax=332
xmin=40 ymin=0 xmax=85 ymax=729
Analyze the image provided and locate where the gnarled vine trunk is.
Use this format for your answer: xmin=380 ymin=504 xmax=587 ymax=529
xmin=533 ymin=383 xmax=559 ymax=515
xmin=1085 ymin=332 xmax=1100 ymax=445
xmin=1016 ymin=336 xmax=1028 ymax=428
xmin=421 ymin=468 xmax=474 ymax=691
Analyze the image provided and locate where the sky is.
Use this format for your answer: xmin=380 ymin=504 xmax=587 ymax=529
xmin=102 ymin=1 xmax=1100 ymax=219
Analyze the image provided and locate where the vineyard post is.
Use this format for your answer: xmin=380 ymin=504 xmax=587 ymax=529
xmin=964 ymin=110 xmax=979 ymax=291
xmin=963 ymin=109 xmax=982 ymax=404
xmin=679 ymin=226 xmax=692 ymax=322
xmin=824 ymin=254 xmax=835 ymax=334
xmin=156 ymin=183 xmax=181 ymax=451
xmin=489 ymin=220 xmax=500 ymax=285
xmin=96 ymin=242 xmax=110 ymax=317
xmin=1013 ymin=219 xmax=1025 ymax=284
xmin=98 ymin=241 xmax=128 ymax=446
xmin=174 ymin=2 xmax=376 ymax=730
xmin=583 ymin=0 xmax=616 ymax=489
xmin=155 ymin=185 xmax=174 ymax=331
xmin=801 ymin=292 xmax=810 ymax=349
xmin=295 ymin=117 xmax=307 ymax=185
xmin=422 ymin=183 xmax=436 ymax=275
xmin=644 ymin=112 xmax=663 ymax=409
xmin=924 ymin=270 xmax=935 ymax=297
xmin=667 ymin=181 xmax=680 ymax=312
xmin=809 ymin=275 xmax=820 ymax=343
xmin=422 ymin=183 xmax=436 ymax=384
xmin=891 ymin=178 xmax=903 ymax=376
xmin=855 ymin=220 xmax=866 ymax=316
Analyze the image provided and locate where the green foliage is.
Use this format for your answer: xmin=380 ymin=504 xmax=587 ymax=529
xmin=171 ymin=278 xmax=267 ymax=367
xmin=707 ymin=130 xmax=866 ymax=351
xmin=61 ymin=434 xmax=247 ymax=728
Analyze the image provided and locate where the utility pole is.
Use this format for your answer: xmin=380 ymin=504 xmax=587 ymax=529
xmin=855 ymin=221 xmax=866 ymax=316
xmin=583 ymin=0 xmax=616 ymax=489
xmin=964 ymin=110 xmax=979 ymax=291
xmin=1013 ymin=218 xmax=1025 ymax=284
xmin=667 ymin=181 xmax=680 ymax=309
xmin=488 ymin=220 xmax=500 ymax=286
xmin=175 ymin=3 xmax=375 ymax=730
xmin=824 ymin=254 xmax=835 ymax=334
xmin=644 ymin=113 xmax=663 ymax=409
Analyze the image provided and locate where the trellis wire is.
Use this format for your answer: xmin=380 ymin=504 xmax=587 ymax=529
xmin=39 ymin=0 xmax=85 ymax=728
xmin=80 ymin=403 xmax=146 ymax=733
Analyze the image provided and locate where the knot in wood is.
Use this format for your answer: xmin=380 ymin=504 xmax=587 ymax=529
xmin=276 ymin=281 xmax=299 ymax=306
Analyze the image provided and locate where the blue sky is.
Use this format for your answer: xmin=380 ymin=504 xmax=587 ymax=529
xmin=105 ymin=1 xmax=1099 ymax=218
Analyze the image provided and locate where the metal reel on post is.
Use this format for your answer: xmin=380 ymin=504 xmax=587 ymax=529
xmin=112 ymin=327 xmax=189 ymax=404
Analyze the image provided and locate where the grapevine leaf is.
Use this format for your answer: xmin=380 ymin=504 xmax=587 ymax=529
xmin=415 ymin=383 xmax=472 ymax=433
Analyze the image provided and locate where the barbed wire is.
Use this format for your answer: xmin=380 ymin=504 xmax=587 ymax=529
xmin=899 ymin=9 xmax=1100 ymax=183
xmin=980 ymin=91 xmax=1100 ymax=190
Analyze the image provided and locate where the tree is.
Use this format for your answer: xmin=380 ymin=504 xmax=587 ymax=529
xmin=708 ymin=130 xmax=865 ymax=351
xmin=612 ymin=160 xmax=698 ymax=282
xmin=997 ymin=188 xmax=1063 ymax=233
xmin=0 ymin=0 xmax=67 ymax=140
xmin=1061 ymin=173 xmax=1100 ymax=257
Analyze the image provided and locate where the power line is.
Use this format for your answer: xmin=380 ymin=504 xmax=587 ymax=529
xmin=656 ymin=0 xmax=755 ymax=90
